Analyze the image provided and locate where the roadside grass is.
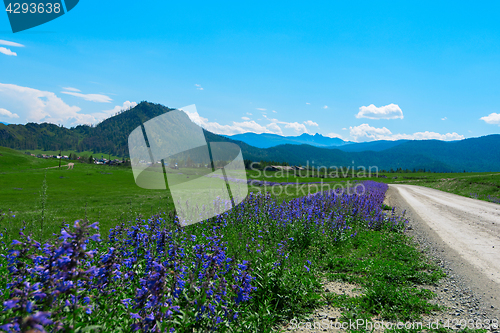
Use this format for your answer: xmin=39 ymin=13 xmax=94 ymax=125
xmin=321 ymin=230 xmax=444 ymax=322
xmin=1 ymin=183 xmax=444 ymax=332
xmin=391 ymin=174 xmax=500 ymax=204
xmin=0 ymin=148 xmax=496 ymax=332
xmin=247 ymin=168 xmax=500 ymax=205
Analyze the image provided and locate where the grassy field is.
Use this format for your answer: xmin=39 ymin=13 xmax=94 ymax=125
xmin=247 ymin=168 xmax=500 ymax=205
xmin=0 ymin=147 xmax=497 ymax=332
xmin=389 ymin=173 xmax=500 ymax=203
xmin=0 ymin=147 xmax=178 ymax=239
xmin=2 ymin=146 xmax=499 ymax=239
xmin=0 ymin=148 xmax=353 ymax=239
xmin=20 ymin=148 xmax=124 ymax=161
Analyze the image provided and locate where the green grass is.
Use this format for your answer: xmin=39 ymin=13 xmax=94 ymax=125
xmin=321 ymin=230 xmax=444 ymax=322
xmin=2 ymin=146 xmax=498 ymax=240
xmin=0 ymin=146 xmax=63 ymax=171
xmin=0 ymin=148 xmax=352 ymax=239
xmin=247 ymin=168 xmax=500 ymax=205
xmin=0 ymin=147 xmax=496 ymax=332
xmin=390 ymin=173 xmax=500 ymax=203
xmin=19 ymin=148 xmax=124 ymax=161
xmin=0 ymin=147 xmax=175 ymax=239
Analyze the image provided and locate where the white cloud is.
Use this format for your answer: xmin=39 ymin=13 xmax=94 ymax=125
xmin=283 ymin=122 xmax=308 ymax=134
xmin=181 ymin=106 xmax=318 ymax=136
xmin=180 ymin=106 xmax=283 ymax=136
xmin=62 ymin=87 xmax=81 ymax=92
xmin=480 ymin=113 xmax=500 ymax=125
xmin=272 ymin=110 xmax=277 ymax=113
xmin=267 ymin=123 xmax=282 ymax=134
xmin=61 ymin=91 xmax=112 ymax=103
xmin=395 ymin=131 xmax=464 ymax=141
xmin=264 ymin=115 xmax=309 ymax=134
xmin=195 ymin=84 xmax=204 ymax=91
xmin=0 ymin=83 xmax=139 ymax=127
xmin=304 ymin=120 xmax=319 ymax=127
xmin=0 ymin=40 xmax=24 ymax=47
xmin=349 ymin=123 xmax=464 ymax=142
xmin=356 ymin=103 xmax=404 ymax=120
xmin=322 ymin=105 xmax=328 ymax=109
xmin=350 ymin=124 xmax=392 ymax=141
xmin=91 ymin=101 xmax=138 ymax=124
xmin=0 ymin=108 xmax=19 ymax=119
xmin=326 ymin=133 xmax=343 ymax=139
xmin=0 ymin=47 xmax=17 ymax=56
xmin=246 ymin=112 xmax=252 ymax=116
xmin=0 ymin=40 xmax=24 ymax=57
xmin=306 ymin=102 xmax=310 ymax=105
xmin=256 ymin=108 xmax=266 ymax=111
xmin=0 ymin=83 xmax=87 ymax=125
xmin=441 ymin=117 xmax=447 ymax=121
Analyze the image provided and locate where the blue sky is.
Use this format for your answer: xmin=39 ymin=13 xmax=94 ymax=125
xmin=1 ymin=1 xmax=499 ymax=142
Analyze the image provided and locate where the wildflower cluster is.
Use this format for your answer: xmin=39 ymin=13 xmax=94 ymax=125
xmin=0 ymin=181 xmax=406 ymax=332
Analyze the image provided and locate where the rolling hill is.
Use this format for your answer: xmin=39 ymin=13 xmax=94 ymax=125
xmin=0 ymin=101 xmax=499 ymax=172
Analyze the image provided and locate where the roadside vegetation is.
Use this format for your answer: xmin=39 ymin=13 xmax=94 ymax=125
xmin=246 ymin=166 xmax=500 ymax=206
xmin=389 ymin=173 xmax=500 ymax=205
xmin=0 ymin=147 xmax=496 ymax=332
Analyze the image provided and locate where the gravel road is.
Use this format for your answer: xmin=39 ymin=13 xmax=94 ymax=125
xmin=387 ymin=185 xmax=500 ymax=322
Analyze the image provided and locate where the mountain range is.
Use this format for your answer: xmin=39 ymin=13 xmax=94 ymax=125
xmin=0 ymin=101 xmax=499 ymax=172
xmin=226 ymin=132 xmax=349 ymax=148
xmin=227 ymin=132 xmax=413 ymax=152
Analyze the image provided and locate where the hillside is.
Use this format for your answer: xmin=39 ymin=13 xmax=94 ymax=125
xmin=241 ymin=144 xmax=455 ymax=172
xmin=382 ymin=136 xmax=500 ymax=172
xmin=0 ymin=146 xmax=60 ymax=171
xmin=0 ymin=102 xmax=175 ymax=156
xmin=0 ymin=101 xmax=499 ymax=172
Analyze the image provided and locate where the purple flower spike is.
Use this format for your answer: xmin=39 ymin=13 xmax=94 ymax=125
xmin=4 ymin=299 xmax=19 ymax=310
xmin=130 ymin=312 xmax=142 ymax=320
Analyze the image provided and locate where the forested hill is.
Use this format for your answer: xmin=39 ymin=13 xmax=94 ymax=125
xmin=0 ymin=101 xmax=499 ymax=172
xmin=0 ymin=102 xmax=173 ymax=156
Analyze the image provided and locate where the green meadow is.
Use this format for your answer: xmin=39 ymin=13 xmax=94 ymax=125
xmin=1 ymin=146 xmax=498 ymax=332
xmin=0 ymin=147 xmax=174 ymax=239
xmin=1 ymin=146 xmax=499 ymax=240
xmin=247 ymin=168 xmax=500 ymax=204
xmin=0 ymin=148 xmax=340 ymax=239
